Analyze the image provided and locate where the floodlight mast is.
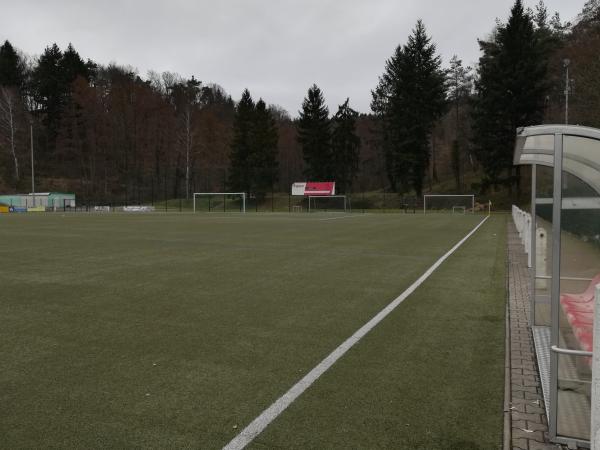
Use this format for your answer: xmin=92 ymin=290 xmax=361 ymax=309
xmin=564 ymin=59 xmax=570 ymax=125
xmin=30 ymin=120 xmax=35 ymax=207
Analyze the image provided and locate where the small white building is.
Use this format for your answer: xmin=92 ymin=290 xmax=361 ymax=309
xmin=0 ymin=192 xmax=76 ymax=208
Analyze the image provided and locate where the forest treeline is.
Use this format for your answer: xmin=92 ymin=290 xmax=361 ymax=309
xmin=1 ymin=0 xmax=599 ymax=203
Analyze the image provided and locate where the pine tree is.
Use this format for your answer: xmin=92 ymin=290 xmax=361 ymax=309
xmin=229 ymin=89 xmax=255 ymax=193
xmin=371 ymin=20 xmax=446 ymax=195
xmin=60 ymin=43 xmax=94 ymax=86
xmin=31 ymin=44 xmax=64 ymax=149
xmin=331 ymin=98 xmax=360 ymax=193
xmin=371 ymin=45 xmax=405 ymax=191
xmin=297 ymin=84 xmax=332 ymax=180
xmin=249 ymin=99 xmax=278 ymax=196
xmin=472 ymin=0 xmax=549 ymax=189
xmin=31 ymin=43 xmax=93 ymax=154
xmin=0 ymin=41 xmax=26 ymax=89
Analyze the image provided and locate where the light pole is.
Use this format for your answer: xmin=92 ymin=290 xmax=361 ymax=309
xmin=563 ymin=59 xmax=570 ymax=125
xmin=30 ymin=120 xmax=35 ymax=206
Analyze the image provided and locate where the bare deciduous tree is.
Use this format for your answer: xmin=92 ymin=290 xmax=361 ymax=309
xmin=0 ymin=86 xmax=23 ymax=182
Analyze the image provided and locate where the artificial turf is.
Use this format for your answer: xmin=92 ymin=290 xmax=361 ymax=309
xmin=0 ymin=212 xmax=505 ymax=449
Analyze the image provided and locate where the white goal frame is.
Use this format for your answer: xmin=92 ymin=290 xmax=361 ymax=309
xmin=308 ymin=195 xmax=349 ymax=213
xmin=193 ymin=192 xmax=246 ymax=213
xmin=423 ymin=194 xmax=475 ymax=214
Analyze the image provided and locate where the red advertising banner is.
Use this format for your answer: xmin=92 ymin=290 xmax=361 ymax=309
xmin=291 ymin=182 xmax=336 ymax=196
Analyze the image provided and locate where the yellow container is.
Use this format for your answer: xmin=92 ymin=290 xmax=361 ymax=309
xmin=0 ymin=205 xmax=8 ymax=213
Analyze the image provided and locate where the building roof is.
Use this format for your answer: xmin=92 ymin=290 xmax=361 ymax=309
xmin=0 ymin=192 xmax=75 ymax=197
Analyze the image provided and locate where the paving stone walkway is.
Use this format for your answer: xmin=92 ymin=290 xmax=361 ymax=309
xmin=507 ymin=222 xmax=563 ymax=450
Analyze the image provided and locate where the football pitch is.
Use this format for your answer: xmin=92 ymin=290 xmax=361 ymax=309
xmin=1 ymin=212 xmax=506 ymax=449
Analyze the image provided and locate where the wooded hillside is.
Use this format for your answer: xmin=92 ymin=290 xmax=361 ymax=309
xmin=0 ymin=1 xmax=598 ymax=206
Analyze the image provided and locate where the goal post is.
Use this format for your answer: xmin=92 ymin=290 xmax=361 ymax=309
xmin=423 ymin=194 xmax=475 ymax=214
xmin=307 ymin=195 xmax=349 ymax=213
xmin=193 ymin=192 xmax=246 ymax=213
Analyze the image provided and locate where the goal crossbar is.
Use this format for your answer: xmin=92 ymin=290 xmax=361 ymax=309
xmin=423 ymin=194 xmax=475 ymax=214
xmin=193 ymin=192 xmax=246 ymax=212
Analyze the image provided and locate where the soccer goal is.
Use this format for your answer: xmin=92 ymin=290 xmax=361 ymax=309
xmin=423 ymin=194 xmax=475 ymax=214
xmin=308 ymin=195 xmax=349 ymax=213
xmin=193 ymin=192 xmax=246 ymax=213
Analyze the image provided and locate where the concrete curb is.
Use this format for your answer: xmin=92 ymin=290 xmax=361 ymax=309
xmin=504 ymin=300 xmax=512 ymax=450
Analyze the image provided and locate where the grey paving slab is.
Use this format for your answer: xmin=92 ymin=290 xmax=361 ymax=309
xmin=506 ymin=222 xmax=565 ymax=450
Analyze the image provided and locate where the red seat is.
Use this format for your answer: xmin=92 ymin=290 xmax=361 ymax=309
xmin=575 ymin=327 xmax=594 ymax=352
xmin=574 ymin=327 xmax=594 ymax=367
xmin=563 ymin=300 xmax=594 ymax=314
xmin=560 ymin=274 xmax=600 ymax=305
xmin=568 ymin=314 xmax=594 ymax=329
xmin=559 ymin=273 xmax=600 ymax=355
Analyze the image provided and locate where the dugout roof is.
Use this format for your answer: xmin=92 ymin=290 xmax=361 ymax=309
xmin=513 ymin=124 xmax=600 ymax=195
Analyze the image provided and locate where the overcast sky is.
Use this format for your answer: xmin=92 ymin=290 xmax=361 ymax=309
xmin=0 ymin=0 xmax=587 ymax=116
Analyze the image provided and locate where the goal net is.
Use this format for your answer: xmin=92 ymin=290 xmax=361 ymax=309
xmin=423 ymin=195 xmax=475 ymax=214
xmin=193 ymin=192 xmax=246 ymax=212
xmin=307 ymin=195 xmax=349 ymax=213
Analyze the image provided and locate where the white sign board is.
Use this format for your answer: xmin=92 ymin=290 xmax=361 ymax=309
xmin=122 ymin=206 xmax=155 ymax=212
xmin=292 ymin=182 xmax=307 ymax=196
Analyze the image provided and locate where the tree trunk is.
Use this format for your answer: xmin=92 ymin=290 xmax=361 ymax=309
xmin=431 ymin=138 xmax=438 ymax=184
xmin=185 ymin=109 xmax=191 ymax=200
xmin=9 ymin=103 xmax=19 ymax=182
xmin=454 ymin=96 xmax=460 ymax=191
xmin=0 ymin=87 xmax=20 ymax=182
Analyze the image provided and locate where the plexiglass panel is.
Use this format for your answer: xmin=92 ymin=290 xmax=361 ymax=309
xmin=556 ymin=136 xmax=600 ymax=442
xmin=563 ymin=135 xmax=600 ymax=195
xmin=524 ymin=134 xmax=555 ymax=152
xmin=556 ymin=354 xmax=592 ymax=439
xmin=534 ymin=165 xmax=554 ymax=327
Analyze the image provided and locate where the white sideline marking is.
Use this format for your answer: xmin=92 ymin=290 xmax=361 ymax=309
xmin=319 ymin=215 xmax=365 ymax=221
xmin=223 ymin=215 xmax=490 ymax=450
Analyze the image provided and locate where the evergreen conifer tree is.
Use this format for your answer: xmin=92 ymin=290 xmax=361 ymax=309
xmin=229 ymin=89 xmax=255 ymax=193
xmin=60 ymin=43 xmax=94 ymax=86
xmin=0 ymin=41 xmax=25 ymax=89
xmin=371 ymin=20 xmax=446 ymax=195
xmin=31 ymin=43 xmax=93 ymax=152
xmin=297 ymin=84 xmax=332 ymax=180
xmin=31 ymin=44 xmax=64 ymax=148
xmin=249 ymin=99 xmax=278 ymax=196
xmin=472 ymin=0 xmax=548 ymax=189
xmin=331 ymin=98 xmax=360 ymax=193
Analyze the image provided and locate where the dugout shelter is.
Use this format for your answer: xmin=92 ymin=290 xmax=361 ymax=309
xmin=513 ymin=124 xmax=600 ymax=447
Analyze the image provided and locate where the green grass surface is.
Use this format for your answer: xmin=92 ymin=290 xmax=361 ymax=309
xmin=0 ymin=212 xmax=505 ymax=449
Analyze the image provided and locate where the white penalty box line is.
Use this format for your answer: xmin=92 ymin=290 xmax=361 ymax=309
xmin=223 ymin=215 xmax=490 ymax=450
